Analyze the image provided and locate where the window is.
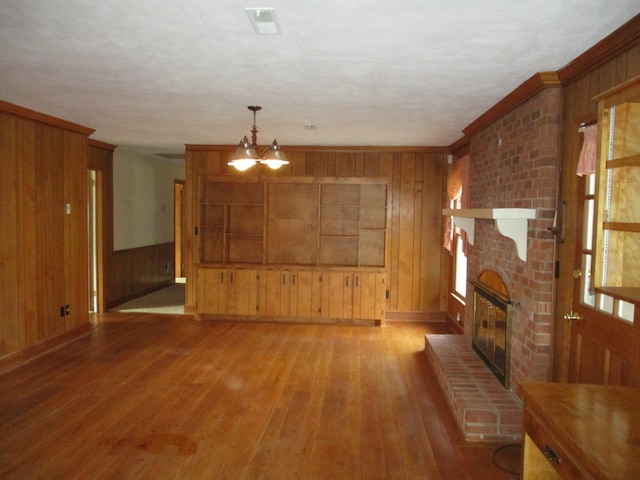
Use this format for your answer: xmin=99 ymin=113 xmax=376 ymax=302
xmin=454 ymin=233 xmax=467 ymax=297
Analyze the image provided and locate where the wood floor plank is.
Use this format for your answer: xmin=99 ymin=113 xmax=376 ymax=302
xmin=0 ymin=316 xmax=521 ymax=480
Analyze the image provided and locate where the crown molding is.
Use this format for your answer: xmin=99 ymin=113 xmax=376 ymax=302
xmin=558 ymin=14 xmax=640 ymax=85
xmin=88 ymin=138 xmax=117 ymax=150
xmin=185 ymin=144 xmax=450 ymax=154
xmin=0 ymin=100 xmax=94 ymax=136
xmin=462 ymin=72 xmax=561 ymax=138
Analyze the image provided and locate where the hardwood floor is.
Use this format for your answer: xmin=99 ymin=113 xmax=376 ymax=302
xmin=0 ymin=315 xmax=521 ymax=479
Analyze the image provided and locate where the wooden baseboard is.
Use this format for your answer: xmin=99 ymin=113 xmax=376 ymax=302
xmin=0 ymin=323 xmax=92 ymax=376
xmin=196 ymin=314 xmax=378 ymax=327
xmin=384 ymin=311 xmax=447 ymax=322
xmin=106 ymin=279 xmax=175 ymax=310
xmin=445 ymin=313 xmax=464 ymax=334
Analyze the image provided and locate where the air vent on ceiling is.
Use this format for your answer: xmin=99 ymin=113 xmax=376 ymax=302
xmin=245 ymin=8 xmax=281 ymax=35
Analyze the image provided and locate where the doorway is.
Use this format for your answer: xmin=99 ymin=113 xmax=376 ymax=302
xmin=88 ymin=169 xmax=101 ymax=313
xmin=174 ymin=180 xmax=185 ymax=281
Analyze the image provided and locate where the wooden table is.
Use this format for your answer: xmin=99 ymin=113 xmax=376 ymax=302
xmin=521 ymin=382 xmax=640 ymax=479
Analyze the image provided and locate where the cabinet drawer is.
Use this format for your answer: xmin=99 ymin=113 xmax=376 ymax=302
xmin=523 ymin=408 xmax=592 ymax=480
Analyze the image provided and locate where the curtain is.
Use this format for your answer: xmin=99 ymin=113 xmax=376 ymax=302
xmin=576 ymin=124 xmax=597 ymax=176
xmin=444 ymin=155 xmax=470 ymax=254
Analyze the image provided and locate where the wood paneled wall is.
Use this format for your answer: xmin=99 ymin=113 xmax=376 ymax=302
xmin=105 ymin=243 xmax=176 ymax=309
xmin=0 ymin=101 xmax=94 ymax=363
xmin=553 ymin=19 xmax=640 ymax=381
xmin=184 ymin=146 xmax=449 ymax=319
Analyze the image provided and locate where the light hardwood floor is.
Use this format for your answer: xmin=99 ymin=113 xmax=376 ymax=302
xmin=0 ymin=315 xmax=520 ymax=479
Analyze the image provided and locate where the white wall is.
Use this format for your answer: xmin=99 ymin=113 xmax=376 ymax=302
xmin=113 ymin=147 xmax=185 ymax=251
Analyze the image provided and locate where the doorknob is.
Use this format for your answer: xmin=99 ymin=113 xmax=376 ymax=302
xmin=572 ymin=269 xmax=582 ymax=279
xmin=563 ymin=310 xmax=582 ymax=322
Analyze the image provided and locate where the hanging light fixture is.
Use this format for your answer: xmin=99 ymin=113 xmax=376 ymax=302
xmin=228 ymin=106 xmax=289 ymax=171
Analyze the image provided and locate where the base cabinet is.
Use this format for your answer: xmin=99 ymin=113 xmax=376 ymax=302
xmin=196 ymin=266 xmax=385 ymax=324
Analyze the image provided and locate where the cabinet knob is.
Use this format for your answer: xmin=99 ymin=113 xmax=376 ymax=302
xmin=542 ymin=445 xmax=562 ymax=465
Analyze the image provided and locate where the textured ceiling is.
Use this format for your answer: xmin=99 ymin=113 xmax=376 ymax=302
xmin=0 ymin=1 xmax=638 ymax=156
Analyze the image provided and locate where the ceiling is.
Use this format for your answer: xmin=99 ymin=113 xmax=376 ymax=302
xmin=1 ymin=1 xmax=638 ymax=157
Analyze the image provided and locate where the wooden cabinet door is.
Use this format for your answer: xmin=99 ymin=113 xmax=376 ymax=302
xmin=353 ymin=272 xmax=386 ymax=320
xmin=234 ymin=269 xmax=257 ymax=316
xmin=197 ymin=268 xmax=236 ymax=315
xmin=327 ymin=271 xmax=353 ymax=319
xmin=295 ymin=271 xmax=313 ymax=318
xmin=311 ymin=272 xmax=329 ymax=318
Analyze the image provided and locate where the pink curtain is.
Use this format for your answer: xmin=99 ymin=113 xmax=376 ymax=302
xmin=576 ymin=124 xmax=597 ymax=176
xmin=444 ymin=155 xmax=470 ymax=254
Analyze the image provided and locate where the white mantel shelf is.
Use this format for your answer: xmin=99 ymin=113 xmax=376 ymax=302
xmin=443 ymin=208 xmax=537 ymax=261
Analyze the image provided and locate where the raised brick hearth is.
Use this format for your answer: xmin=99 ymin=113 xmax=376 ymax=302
xmin=424 ymin=334 xmax=522 ymax=442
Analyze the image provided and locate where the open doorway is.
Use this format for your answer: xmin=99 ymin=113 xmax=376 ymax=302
xmin=174 ymin=180 xmax=185 ymax=282
xmin=88 ymin=169 xmax=102 ymax=313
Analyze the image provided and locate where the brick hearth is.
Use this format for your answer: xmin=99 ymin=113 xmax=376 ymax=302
xmin=424 ymin=334 xmax=522 ymax=442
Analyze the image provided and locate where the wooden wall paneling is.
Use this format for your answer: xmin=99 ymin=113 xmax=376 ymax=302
xmin=420 ymin=154 xmax=447 ymax=312
xmin=396 ymin=153 xmax=417 ymax=312
xmin=335 ymin=152 xmax=357 ymax=177
xmin=627 ymin=44 xmax=640 ymax=79
xmin=0 ymin=113 xmax=20 ymax=356
xmin=18 ymin=119 xmax=38 ymax=348
xmin=64 ymin=129 xmax=89 ymax=330
xmin=37 ymin=124 xmax=66 ymax=339
xmin=411 ymin=156 xmax=425 ymax=311
xmin=388 ymin=153 xmax=402 ymax=312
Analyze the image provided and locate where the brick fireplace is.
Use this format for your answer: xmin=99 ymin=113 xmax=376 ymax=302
xmin=424 ymin=79 xmax=561 ymax=441
xmin=465 ymin=84 xmax=561 ymax=394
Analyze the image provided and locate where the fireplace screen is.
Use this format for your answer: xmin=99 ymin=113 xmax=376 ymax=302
xmin=472 ymin=281 xmax=512 ymax=387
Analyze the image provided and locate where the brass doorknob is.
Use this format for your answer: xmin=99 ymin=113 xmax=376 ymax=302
xmin=563 ymin=310 xmax=582 ymax=321
xmin=572 ymin=269 xmax=582 ymax=279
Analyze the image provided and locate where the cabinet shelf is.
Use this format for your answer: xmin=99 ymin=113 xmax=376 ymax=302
xmin=442 ymin=208 xmax=537 ymax=261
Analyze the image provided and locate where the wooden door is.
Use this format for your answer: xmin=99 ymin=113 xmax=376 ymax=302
xmin=567 ymin=78 xmax=640 ymax=386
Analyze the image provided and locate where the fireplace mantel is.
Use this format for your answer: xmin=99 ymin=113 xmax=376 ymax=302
xmin=443 ymin=208 xmax=537 ymax=261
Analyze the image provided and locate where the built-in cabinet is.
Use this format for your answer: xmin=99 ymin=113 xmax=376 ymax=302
xmin=196 ymin=266 xmax=386 ymax=324
xmin=196 ymin=175 xmax=389 ymax=324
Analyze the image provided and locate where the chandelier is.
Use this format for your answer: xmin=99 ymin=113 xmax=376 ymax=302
xmin=228 ymin=106 xmax=289 ymax=171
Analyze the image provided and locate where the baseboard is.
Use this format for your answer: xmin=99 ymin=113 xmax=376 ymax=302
xmin=0 ymin=323 xmax=92 ymax=376
xmin=106 ymin=279 xmax=175 ymax=310
xmin=384 ymin=311 xmax=447 ymax=322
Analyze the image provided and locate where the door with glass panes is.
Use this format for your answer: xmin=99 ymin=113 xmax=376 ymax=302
xmin=568 ymin=77 xmax=640 ymax=386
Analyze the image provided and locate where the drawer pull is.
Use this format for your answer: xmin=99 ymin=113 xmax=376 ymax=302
xmin=542 ymin=445 xmax=562 ymax=465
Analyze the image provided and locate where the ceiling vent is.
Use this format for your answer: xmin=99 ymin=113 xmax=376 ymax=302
xmin=245 ymin=8 xmax=281 ymax=35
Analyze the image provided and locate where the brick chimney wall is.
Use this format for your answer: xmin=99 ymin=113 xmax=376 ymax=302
xmin=465 ymin=86 xmax=562 ymax=396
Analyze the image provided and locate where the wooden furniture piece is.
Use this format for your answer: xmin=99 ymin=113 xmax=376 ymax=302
xmin=196 ymin=175 xmax=388 ymax=324
xmin=521 ymin=382 xmax=640 ymax=479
